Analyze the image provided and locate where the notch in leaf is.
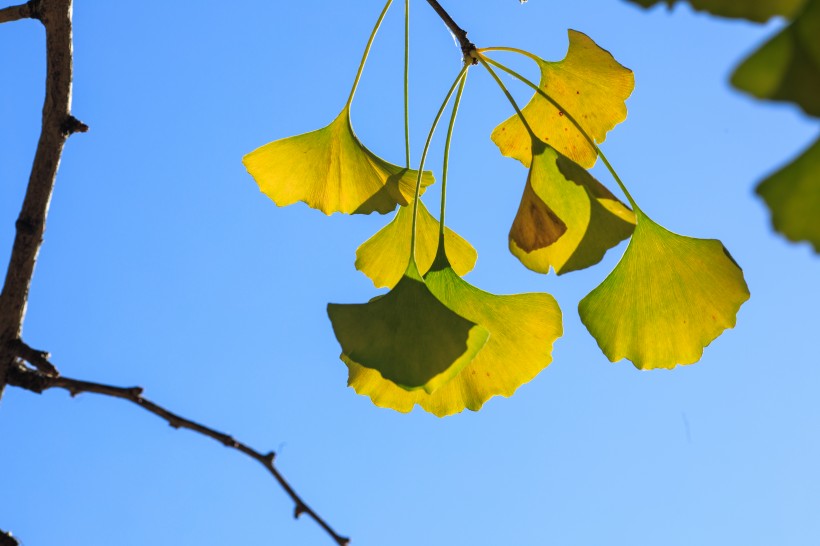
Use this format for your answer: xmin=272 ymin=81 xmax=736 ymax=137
xmin=579 ymin=212 xmax=750 ymax=369
xmin=355 ymin=201 xmax=477 ymax=289
xmin=327 ymin=261 xmax=489 ymax=394
xmin=345 ymin=246 xmax=562 ymax=416
xmin=490 ymin=30 xmax=634 ymax=169
xmin=509 ymin=144 xmax=636 ymax=275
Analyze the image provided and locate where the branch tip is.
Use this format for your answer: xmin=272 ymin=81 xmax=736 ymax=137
xmin=61 ymin=115 xmax=89 ymax=136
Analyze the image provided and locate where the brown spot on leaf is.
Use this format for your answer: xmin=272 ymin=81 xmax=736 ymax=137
xmin=509 ymin=179 xmax=567 ymax=252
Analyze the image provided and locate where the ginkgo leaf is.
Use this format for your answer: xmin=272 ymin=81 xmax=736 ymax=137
xmin=344 ymin=248 xmax=562 ymax=416
xmin=243 ymin=106 xmax=434 ymax=215
xmin=625 ymin=0 xmax=806 ymax=22
xmin=578 ymin=212 xmax=750 ymax=370
xmin=327 ymin=261 xmax=489 ymax=393
xmin=731 ymin=0 xmax=820 ymax=117
xmin=491 ymin=30 xmax=634 ymax=169
xmin=510 ymin=144 xmax=636 ymax=275
xmin=355 ymin=201 xmax=477 ymax=288
xmin=756 ymin=136 xmax=820 ymax=252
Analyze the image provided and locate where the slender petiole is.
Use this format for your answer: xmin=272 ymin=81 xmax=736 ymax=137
xmin=440 ymin=73 xmax=469 ymax=240
xmin=476 ymin=56 xmax=538 ymax=143
xmin=346 ymin=0 xmax=394 ymax=108
xmin=404 ymin=0 xmax=411 ymax=168
xmin=410 ymin=64 xmax=470 ymax=265
xmin=478 ymin=46 xmax=540 ymax=63
xmin=478 ymin=52 xmax=640 ymax=211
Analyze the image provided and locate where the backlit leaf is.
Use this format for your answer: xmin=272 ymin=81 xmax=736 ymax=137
xmin=327 ymin=261 xmax=489 ymax=393
xmin=355 ymin=201 xmax=477 ymax=289
xmin=756 ymin=136 xmax=820 ymax=251
xmin=491 ymin=30 xmax=634 ymax=169
xmin=625 ymin=0 xmax=806 ymax=22
xmin=243 ymin=107 xmax=434 ymax=215
xmin=731 ymin=0 xmax=820 ymax=117
xmin=345 ymin=249 xmax=562 ymax=416
xmin=510 ymin=145 xmax=636 ymax=275
xmin=579 ymin=212 xmax=750 ymax=369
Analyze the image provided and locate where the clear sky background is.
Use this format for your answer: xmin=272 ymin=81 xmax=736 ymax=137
xmin=1 ymin=1 xmax=818 ymax=545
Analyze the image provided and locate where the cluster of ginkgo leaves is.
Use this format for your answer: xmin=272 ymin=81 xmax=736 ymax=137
xmin=629 ymin=0 xmax=820 ymax=251
xmin=243 ymin=0 xmax=750 ymax=416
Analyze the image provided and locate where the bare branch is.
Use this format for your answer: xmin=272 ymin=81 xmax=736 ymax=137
xmin=0 ymin=0 xmax=84 ymax=395
xmin=7 ymin=363 xmax=350 ymax=546
xmin=0 ymin=1 xmax=34 ymax=23
xmin=425 ymin=0 xmax=477 ymax=63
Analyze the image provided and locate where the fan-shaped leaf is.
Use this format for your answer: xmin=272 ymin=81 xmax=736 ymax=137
xmin=625 ymin=0 xmax=806 ymax=22
xmin=345 ymin=249 xmax=562 ymax=416
xmin=757 ymin=136 xmax=820 ymax=251
xmin=579 ymin=212 xmax=750 ymax=369
xmin=731 ymin=0 xmax=820 ymax=117
xmin=327 ymin=261 xmax=489 ymax=393
xmin=355 ymin=201 xmax=477 ymax=289
xmin=491 ymin=30 xmax=634 ymax=169
xmin=243 ymin=107 xmax=434 ymax=215
xmin=510 ymin=145 xmax=635 ymax=275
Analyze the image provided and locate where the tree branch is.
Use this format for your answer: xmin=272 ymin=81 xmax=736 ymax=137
xmin=7 ymin=363 xmax=350 ymax=546
xmin=425 ymin=0 xmax=477 ymax=63
xmin=0 ymin=1 xmax=34 ymax=23
xmin=0 ymin=0 xmax=85 ymax=397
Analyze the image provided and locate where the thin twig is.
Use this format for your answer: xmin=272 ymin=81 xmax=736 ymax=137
xmin=425 ymin=0 xmax=477 ymax=62
xmin=0 ymin=1 xmax=33 ymax=23
xmin=0 ymin=0 xmax=84 ymax=395
xmin=7 ymin=363 xmax=350 ymax=546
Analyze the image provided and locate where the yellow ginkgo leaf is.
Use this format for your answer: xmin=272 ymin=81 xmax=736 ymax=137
xmin=510 ymin=145 xmax=636 ymax=275
xmin=345 ymin=249 xmax=562 ymax=416
xmin=578 ymin=212 xmax=750 ymax=370
xmin=355 ymin=201 xmax=477 ymax=289
xmin=756 ymin=136 xmax=820 ymax=251
xmin=243 ymin=106 xmax=434 ymax=215
xmin=491 ymin=30 xmax=634 ymax=169
xmin=327 ymin=261 xmax=489 ymax=393
xmin=731 ymin=0 xmax=820 ymax=117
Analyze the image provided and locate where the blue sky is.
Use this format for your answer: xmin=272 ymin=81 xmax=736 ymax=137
xmin=1 ymin=1 xmax=818 ymax=545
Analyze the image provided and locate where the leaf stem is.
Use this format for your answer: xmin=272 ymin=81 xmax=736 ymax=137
xmin=410 ymin=64 xmax=470 ymax=264
xmin=478 ymin=53 xmax=640 ymax=211
xmin=404 ymin=0 xmax=411 ymax=168
xmin=346 ymin=0 xmax=394 ymax=108
xmin=478 ymin=46 xmax=540 ymax=63
xmin=475 ymin=56 xmax=538 ymax=144
xmin=439 ymin=73 xmax=468 ymax=240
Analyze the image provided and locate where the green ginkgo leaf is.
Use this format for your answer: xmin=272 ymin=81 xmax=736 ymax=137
xmin=757 ymin=136 xmax=820 ymax=252
xmin=625 ymin=0 xmax=806 ymax=22
xmin=243 ymin=106 xmax=435 ymax=215
xmin=510 ymin=144 xmax=636 ymax=275
xmin=355 ymin=201 xmax=477 ymax=289
xmin=327 ymin=261 xmax=489 ymax=393
xmin=731 ymin=0 xmax=820 ymax=117
xmin=344 ymin=247 xmax=562 ymax=416
xmin=491 ymin=30 xmax=634 ymax=169
xmin=579 ymin=212 xmax=750 ymax=370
